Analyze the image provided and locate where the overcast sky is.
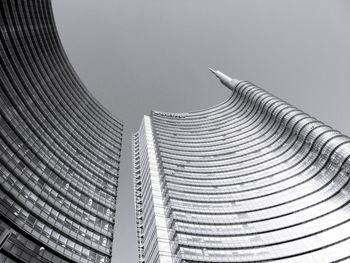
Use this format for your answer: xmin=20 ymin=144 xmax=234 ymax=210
xmin=52 ymin=0 xmax=350 ymax=262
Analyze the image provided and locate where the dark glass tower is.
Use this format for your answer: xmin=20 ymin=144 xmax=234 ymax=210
xmin=133 ymin=69 xmax=350 ymax=262
xmin=0 ymin=1 xmax=123 ymax=263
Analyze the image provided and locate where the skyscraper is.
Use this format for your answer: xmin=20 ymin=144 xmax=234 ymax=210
xmin=133 ymin=69 xmax=350 ymax=262
xmin=0 ymin=1 xmax=123 ymax=263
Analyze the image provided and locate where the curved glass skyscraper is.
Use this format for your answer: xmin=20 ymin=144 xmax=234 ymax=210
xmin=0 ymin=1 xmax=123 ymax=263
xmin=133 ymin=69 xmax=350 ymax=262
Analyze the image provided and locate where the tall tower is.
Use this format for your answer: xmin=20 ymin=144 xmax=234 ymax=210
xmin=0 ymin=1 xmax=123 ymax=263
xmin=133 ymin=69 xmax=350 ymax=262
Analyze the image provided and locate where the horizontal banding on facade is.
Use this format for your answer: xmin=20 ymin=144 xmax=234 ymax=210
xmin=134 ymin=75 xmax=350 ymax=262
xmin=0 ymin=0 xmax=123 ymax=263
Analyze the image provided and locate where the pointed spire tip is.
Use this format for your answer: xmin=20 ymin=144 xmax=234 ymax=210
xmin=208 ymin=67 xmax=239 ymax=91
xmin=208 ymin=67 xmax=216 ymax=73
xmin=208 ymin=67 xmax=218 ymax=77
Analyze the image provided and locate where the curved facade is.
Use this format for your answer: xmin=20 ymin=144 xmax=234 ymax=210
xmin=133 ymin=69 xmax=350 ymax=262
xmin=0 ymin=1 xmax=123 ymax=263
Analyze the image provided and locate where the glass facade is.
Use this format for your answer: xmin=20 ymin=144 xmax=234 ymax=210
xmin=133 ymin=70 xmax=350 ymax=262
xmin=0 ymin=0 xmax=123 ymax=262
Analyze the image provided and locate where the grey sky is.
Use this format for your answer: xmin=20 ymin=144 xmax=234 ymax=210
xmin=52 ymin=0 xmax=350 ymax=262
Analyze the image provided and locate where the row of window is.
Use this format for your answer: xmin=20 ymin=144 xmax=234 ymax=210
xmin=0 ymin=125 xmax=117 ymax=207
xmin=0 ymin=103 xmax=118 ymax=188
xmin=2 ymin=0 xmax=122 ymax=141
xmin=1 ymin=1 xmax=121 ymax=263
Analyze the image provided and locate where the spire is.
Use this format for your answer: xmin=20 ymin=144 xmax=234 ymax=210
xmin=208 ymin=67 xmax=216 ymax=75
xmin=208 ymin=67 xmax=240 ymax=91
